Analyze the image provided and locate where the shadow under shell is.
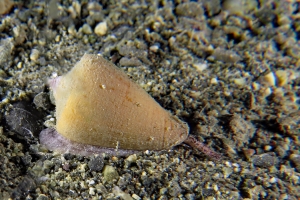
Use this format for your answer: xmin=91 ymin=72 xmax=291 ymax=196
xmin=39 ymin=128 xmax=139 ymax=157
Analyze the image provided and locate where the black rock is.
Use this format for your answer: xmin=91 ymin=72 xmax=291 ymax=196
xmin=88 ymin=156 xmax=104 ymax=172
xmin=5 ymin=101 xmax=45 ymax=138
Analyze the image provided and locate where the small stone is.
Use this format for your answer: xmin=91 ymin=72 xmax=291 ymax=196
xmin=72 ymin=1 xmax=81 ymax=18
xmin=5 ymin=101 xmax=44 ymax=138
xmin=132 ymin=194 xmax=141 ymax=200
xmin=124 ymin=154 xmax=137 ymax=168
xmin=269 ymin=177 xmax=277 ymax=183
xmin=149 ymin=45 xmax=159 ymax=52
xmin=222 ymin=0 xmax=244 ymax=15
xmin=211 ymin=48 xmax=241 ymax=63
xmin=233 ymin=77 xmax=247 ymax=86
xmin=30 ymin=49 xmax=40 ymax=62
xmin=229 ymin=115 xmax=255 ymax=149
xmin=252 ymin=153 xmax=276 ymax=168
xmin=264 ymin=145 xmax=272 ymax=151
xmin=102 ymin=165 xmax=119 ymax=182
xmin=94 ymin=21 xmax=108 ymax=36
xmin=89 ymin=187 xmax=96 ymax=196
xmin=275 ymin=69 xmax=297 ymax=87
xmin=87 ymin=2 xmax=102 ymax=12
xmin=119 ymin=57 xmax=142 ymax=66
xmin=33 ymin=92 xmax=52 ymax=110
xmin=175 ymin=2 xmax=204 ymax=18
xmin=112 ymin=186 xmax=133 ymax=200
xmin=82 ymin=24 xmax=93 ymax=34
xmin=260 ymin=72 xmax=276 ymax=86
xmin=210 ymin=78 xmax=218 ymax=84
xmin=222 ymin=167 xmax=233 ymax=179
xmin=55 ymin=35 xmax=60 ymax=42
xmin=88 ymin=156 xmax=104 ymax=172
xmin=68 ymin=25 xmax=77 ymax=36
xmin=36 ymin=194 xmax=49 ymax=200
xmin=192 ymin=63 xmax=208 ymax=72
xmin=13 ymin=25 xmax=27 ymax=44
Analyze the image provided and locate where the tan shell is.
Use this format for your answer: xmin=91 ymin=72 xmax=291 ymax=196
xmin=53 ymin=54 xmax=189 ymax=151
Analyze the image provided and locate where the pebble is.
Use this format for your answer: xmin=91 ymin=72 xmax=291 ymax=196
xmin=88 ymin=156 xmax=104 ymax=172
xmin=222 ymin=0 xmax=244 ymax=16
xmin=192 ymin=62 xmax=208 ymax=72
xmin=124 ymin=154 xmax=137 ymax=168
xmin=89 ymin=187 xmax=95 ymax=195
xmin=68 ymin=25 xmax=77 ymax=36
xmin=94 ymin=21 xmax=108 ymax=36
xmin=210 ymin=78 xmax=218 ymax=84
xmin=211 ymin=48 xmax=241 ymax=63
xmin=113 ymin=186 xmax=133 ymax=200
xmin=252 ymin=154 xmax=276 ymax=168
xmin=82 ymin=24 xmax=93 ymax=34
xmin=132 ymin=193 xmax=141 ymax=200
xmin=33 ymin=92 xmax=51 ymax=110
xmin=5 ymin=101 xmax=44 ymax=138
xmin=102 ymin=165 xmax=119 ymax=182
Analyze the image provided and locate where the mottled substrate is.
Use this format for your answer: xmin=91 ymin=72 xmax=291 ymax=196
xmin=0 ymin=0 xmax=299 ymax=199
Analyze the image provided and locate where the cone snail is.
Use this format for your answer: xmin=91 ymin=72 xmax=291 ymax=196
xmin=40 ymin=54 xmax=221 ymax=160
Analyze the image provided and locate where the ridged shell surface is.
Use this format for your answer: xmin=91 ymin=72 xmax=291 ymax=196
xmin=53 ymin=54 xmax=189 ymax=151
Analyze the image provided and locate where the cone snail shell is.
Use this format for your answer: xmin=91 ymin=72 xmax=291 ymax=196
xmin=40 ymin=54 xmax=222 ymax=160
xmin=41 ymin=54 xmax=189 ymax=153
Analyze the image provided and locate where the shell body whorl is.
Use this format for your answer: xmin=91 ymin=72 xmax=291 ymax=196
xmin=53 ymin=54 xmax=189 ymax=151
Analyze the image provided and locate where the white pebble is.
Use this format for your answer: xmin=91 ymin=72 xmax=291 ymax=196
xmin=192 ymin=62 xmax=208 ymax=72
xmin=72 ymin=1 xmax=81 ymax=17
xmin=55 ymin=35 xmax=60 ymax=42
xmin=132 ymin=194 xmax=141 ymax=200
xmin=88 ymin=180 xmax=95 ymax=185
xmin=225 ymin=161 xmax=232 ymax=167
xmin=213 ymin=184 xmax=219 ymax=191
xmin=233 ymin=77 xmax=246 ymax=86
xmin=68 ymin=25 xmax=77 ymax=36
xmin=232 ymin=163 xmax=240 ymax=168
xmin=149 ymin=45 xmax=159 ymax=52
xmin=82 ymin=24 xmax=92 ymax=34
xmin=262 ymin=72 xmax=276 ymax=86
xmin=210 ymin=77 xmax=218 ymax=84
xmin=264 ymin=87 xmax=273 ymax=97
xmin=269 ymin=177 xmax=277 ymax=183
xmin=17 ymin=62 xmax=23 ymax=69
xmin=89 ymin=187 xmax=95 ymax=195
xmin=264 ymin=145 xmax=272 ymax=151
xmin=94 ymin=21 xmax=107 ymax=36
xmin=30 ymin=49 xmax=40 ymax=62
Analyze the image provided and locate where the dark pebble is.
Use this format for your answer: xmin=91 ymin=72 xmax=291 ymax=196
xmin=88 ymin=156 xmax=104 ymax=172
xmin=252 ymin=153 xmax=276 ymax=168
xmin=5 ymin=101 xmax=45 ymax=138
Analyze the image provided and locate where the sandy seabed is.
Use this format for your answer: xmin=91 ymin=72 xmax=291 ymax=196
xmin=0 ymin=0 xmax=299 ymax=200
